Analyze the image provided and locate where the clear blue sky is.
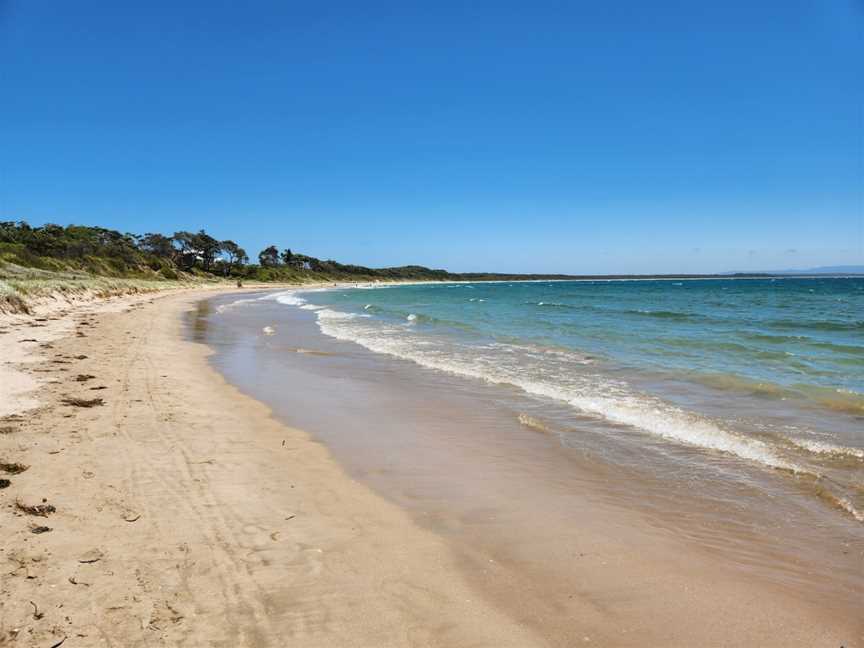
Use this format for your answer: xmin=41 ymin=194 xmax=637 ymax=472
xmin=1 ymin=1 xmax=862 ymax=273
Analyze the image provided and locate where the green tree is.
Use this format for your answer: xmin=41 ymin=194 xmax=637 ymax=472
xmin=137 ymin=233 xmax=175 ymax=258
xmin=220 ymin=240 xmax=248 ymax=275
xmin=258 ymin=245 xmax=280 ymax=268
xmin=172 ymin=231 xmax=198 ymax=270
xmin=195 ymin=230 xmax=221 ymax=272
xmin=172 ymin=230 xmax=221 ymax=272
xmin=0 ymin=221 xmax=30 ymax=243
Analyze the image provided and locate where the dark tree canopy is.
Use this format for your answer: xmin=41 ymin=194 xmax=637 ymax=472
xmin=171 ymin=230 xmax=221 ymax=271
xmin=221 ymin=240 xmax=248 ymax=274
xmin=0 ymin=219 xmax=591 ymax=283
xmin=258 ymin=245 xmax=280 ymax=268
xmin=137 ymin=233 xmax=175 ymax=258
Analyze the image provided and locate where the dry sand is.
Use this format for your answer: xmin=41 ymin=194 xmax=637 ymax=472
xmin=1 ymin=288 xmax=860 ymax=647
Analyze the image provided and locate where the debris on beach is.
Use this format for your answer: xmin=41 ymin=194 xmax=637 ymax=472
xmin=16 ymin=500 xmax=56 ymax=516
xmin=78 ymin=549 xmax=104 ymax=564
xmin=262 ymin=326 xmax=276 ymax=335
xmin=75 ymin=374 xmax=96 ymax=382
xmin=61 ymin=397 xmax=104 ymax=408
xmin=0 ymin=462 xmax=29 ymax=474
xmin=0 ymin=479 xmax=11 ymax=489
xmin=30 ymin=600 xmax=44 ymax=620
xmin=30 ymin=525 xmax=52 ymax=534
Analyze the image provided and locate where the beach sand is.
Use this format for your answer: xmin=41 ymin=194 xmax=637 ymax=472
xmin=1 ymin=289 xmax=860 ymax=647
xmin=0 ymin=289 xmax=542 ymax=647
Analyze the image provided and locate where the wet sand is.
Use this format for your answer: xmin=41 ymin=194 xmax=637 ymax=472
xmin=202 ymin=290 xmax=864 ymax=646
xmin=0 ymin=288 xmax=860 ymax=646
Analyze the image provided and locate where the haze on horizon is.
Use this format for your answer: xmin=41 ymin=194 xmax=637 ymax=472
xmin=1 ymin=1 xmax=861 ymax=275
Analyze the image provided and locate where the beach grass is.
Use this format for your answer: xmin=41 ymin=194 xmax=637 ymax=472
xmin=0 ymin=261 xmax=204 ymax=314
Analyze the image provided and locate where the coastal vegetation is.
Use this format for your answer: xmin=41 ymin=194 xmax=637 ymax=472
xmin=0 ymin=220 xmax=458 ymax=312
xmin=0 ymin=221 xmax=452 ymax=283
xmin=3 ymin=220 xmax=777 ymax=282
xmin=0 ymin=220 xmax=580 ymax=287
xmin=1 ymin=219 xmax=819 ymax=313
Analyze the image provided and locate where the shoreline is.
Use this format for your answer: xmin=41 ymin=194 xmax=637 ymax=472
xmin=201 ymin=288 xmax=863 ymax=646
xmin=0 ymin=288 xmax=540 ymax=646
xmin=1 ymin=288 xmax=861 ymax=646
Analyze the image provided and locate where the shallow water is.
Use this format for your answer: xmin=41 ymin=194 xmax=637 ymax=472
xmin=294 ymin=278 xmax=864 ymax=522
xmin=195 ymin=283 xmax=864 ymax=630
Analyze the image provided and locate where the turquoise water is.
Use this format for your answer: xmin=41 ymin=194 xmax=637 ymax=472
xmin=300 ymin=278 xmax=863 ymax=408
xmin=278 ymin=277 xmax=864 ymax=521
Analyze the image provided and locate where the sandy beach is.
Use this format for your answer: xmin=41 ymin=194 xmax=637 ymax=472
xmin=0 ymin=289 xmax=543 ymax=647
xmin=1 ymin=288 xmax=861 ymax=647
xmin=4 ymin=0 xmax=861 ymax=643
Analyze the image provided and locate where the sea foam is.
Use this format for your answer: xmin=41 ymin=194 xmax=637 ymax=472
xmin=306 ymin=300 xmax=801 ymax=473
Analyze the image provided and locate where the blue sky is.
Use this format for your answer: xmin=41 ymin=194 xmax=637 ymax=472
xmin=1 ymin=1 xmax=862 ymax=273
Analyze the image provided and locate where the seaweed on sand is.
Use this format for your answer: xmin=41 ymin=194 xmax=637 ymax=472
xmin=0 ymin=462 xmax=29 ymax=474
xmin=61 ymin=397 xmax=104 ymax=408
xmin=16 ymin=501 xmax=56 ymax=517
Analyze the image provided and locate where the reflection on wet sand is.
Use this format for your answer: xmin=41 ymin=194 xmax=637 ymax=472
xmin=191 ymin=292 xmax=864 ymax=646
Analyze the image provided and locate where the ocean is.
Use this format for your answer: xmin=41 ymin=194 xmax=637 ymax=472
xmin=197 ymin=277 xmax=863 ymax=620
xmin=279 ymin=277 xmax=864 ymax=523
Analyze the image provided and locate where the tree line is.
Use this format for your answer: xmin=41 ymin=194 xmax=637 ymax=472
xmin=0 ymin=221 xmax=457 ymax=281
xmin=0 ymin=221 xmax=252 ymax=278
xmin=2 ymin=220 xmax=755 ymax=283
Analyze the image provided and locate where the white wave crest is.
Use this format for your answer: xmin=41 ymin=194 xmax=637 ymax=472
xmin=317 ymin=308 xmax=367 ymax=321
xmin=789 ymin=438 xmax=864 ymax=460
xmin=215 ymin=297 xmax=259 ymax=313
xmin=314 ymin=312 xmax=801 ymax=473
xmin=837 ymin=498 xmax=864 ymax=522
xmin=275 ymin=294 xmax=306 ymax=306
